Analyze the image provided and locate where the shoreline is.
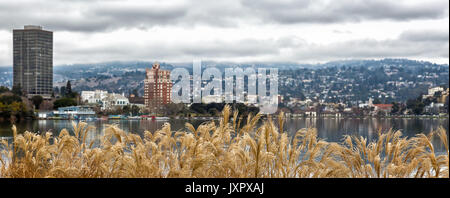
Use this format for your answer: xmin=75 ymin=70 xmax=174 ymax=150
xmin=36 ymin=114 xmax=448 ymax=120
xmin=2 ymin=114 xmax=448 ymax=122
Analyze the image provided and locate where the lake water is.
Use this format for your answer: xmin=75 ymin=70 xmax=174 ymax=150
xmin=0 ymin=117 xmax=448 ymax=153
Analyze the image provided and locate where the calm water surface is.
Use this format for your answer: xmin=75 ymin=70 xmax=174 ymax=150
xmin=0 ymin=117 xmax=448 ymax=153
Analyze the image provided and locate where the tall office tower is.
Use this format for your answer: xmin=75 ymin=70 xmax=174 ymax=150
xmin=13 ymin=25 xmax=53 ymax=98
xmin=144 ymin=62 xmax=172 ymax=113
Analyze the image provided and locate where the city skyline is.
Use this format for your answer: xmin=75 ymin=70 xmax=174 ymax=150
xmin=0 ymin=0 xmax=449 ymax=66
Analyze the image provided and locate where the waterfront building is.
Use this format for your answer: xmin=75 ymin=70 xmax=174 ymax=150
xmin=53 ymin=106 xmax=96 ymax=119
xmin=373 ymin=104 xmax=393 ymax=115
xmin=423 ymin=87 xmax=445 ymax=99
xmin=305 ymin=108 xmax=317 ymax=117
xmin=13 ymin=25 xmax=53 ymax=98
xmin=101 ymin=93 xmax=129 ymax=110
xmin=37 ymin=111 xmax=53 ymax=119
xmin=80 ymin=90 xmax=129 ymax=110
xmin=144 ymin=62 xmax=172 ymax=112
xmin=81 ymin=90 xmax=108 ymax=104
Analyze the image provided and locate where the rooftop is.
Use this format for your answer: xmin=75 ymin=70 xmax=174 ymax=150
xmin=374 ymin=104 xmax=393 ymax=108
xmin=24 ymin=25 xmax=43 ymax=30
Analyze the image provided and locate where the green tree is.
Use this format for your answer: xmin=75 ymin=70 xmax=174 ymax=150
xmin=407 ymin=98 xmax=425 ymax=115
xmin=391 ymin=102 xmax=401 ymax=114
xmin=66 ymin=81 xmax=72 ymax=95
xmin=31 ymin=95 xmax=44 ymax=110
xmin=12 ymin=84 xmax=23 ymax=96
xmin=10 ymin=101 xmax=27 ymax=115
xmin=0 ymin=102 xmax=9 ymax=118
xmin=131 ymin=105 xmax=140 ymax=116
xmin=53 ymin=98 xmax=77 ymax=109
xmin=0 ymin=95 xmax=22 ymax=104
xmin=0 ymin=101 xmax=31 ymax=121
xmin=0 ymin=86 xmax=9 ymax=94
xmin=373 ymin=98 xmax=381 ymax=104
xmin=413 ymin=102 xmax=425 ymax=115
xmin=208 ymin=108 xmax=218 ymax=116
xmin=64 ymin=81 xmax=79 ymax=98
xmin=122 ymin=105 xmax=131 ymax=115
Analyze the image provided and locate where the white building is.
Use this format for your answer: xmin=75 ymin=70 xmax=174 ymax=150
xmin=305 ymin=110 xmax=317 ymax=117
xmin=102 ymin=93 xmax=129 ymax=110
xmin=81 ymin=90 xmax=108 ymax=104
xmin=429 ymin=87 xmax=444 ymax=95
xmin=344 ymin=108 xmax=353 ymax=112
xmin=359 ymin=98 xmax=374 ymax=108
xmin=423 ymin=87 xmax=444 ymax=99
xmin=81 ymin=90 xmax=130 ymax=110
xmin=425 ymin=102 xmax=445 ymax=114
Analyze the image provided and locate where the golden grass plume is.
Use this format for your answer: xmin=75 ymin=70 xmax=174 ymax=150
xmin=0 ymin=105 xmax=448 ymax=178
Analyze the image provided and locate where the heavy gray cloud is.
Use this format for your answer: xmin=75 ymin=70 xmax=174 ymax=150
xmin=399 ymin=29 xmax=449 ymax=42
xmin=287 ymin=29 xmax=449 ymax=62
xmin=49 ymin=29 xmax=448 ymax=65
xmin=0 ymin=0 xmax=448 ymax=65
xmin=242 ymin=0 xmax=448 ymax=24
xmin=0 ymin=0 xmax=247 ymax=32
xmin=55 ymin=37 xmax=283 ymax=63
xmin=0 ymin=0 xmax=188 ymax=32
xmin=0 ymin=0 xmax=448 ymax=32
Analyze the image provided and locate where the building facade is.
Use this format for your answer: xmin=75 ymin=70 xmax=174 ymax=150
xmin=13 ymin=25 xmax=53 ymax=98
xmin=102 ymin=93 xmax=129 ymax=110
xmin=81 ymin=90 xmax=109 ymax=104
xmin=144 ymin=62 xmax=172 ymax=112
xmin=80 ymin=90 xmax=130 ymax=110
xmin=423 ymin=87 xmax=445 ymax=99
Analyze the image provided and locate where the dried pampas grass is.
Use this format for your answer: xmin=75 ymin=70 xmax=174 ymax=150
xmin=0 ymin=105 xmax=448 ymax=178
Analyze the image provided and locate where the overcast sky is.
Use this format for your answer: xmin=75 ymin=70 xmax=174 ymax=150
xmin=0 ymin=0 xmax=448 ymax=66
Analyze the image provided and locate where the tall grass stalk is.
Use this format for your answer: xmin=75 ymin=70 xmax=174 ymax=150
xmin=0 ymin=105 xmax=448 ymax=178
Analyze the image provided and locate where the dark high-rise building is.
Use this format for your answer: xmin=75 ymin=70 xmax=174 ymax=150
xmin=13 ymin=25 xmax=53 ymax=98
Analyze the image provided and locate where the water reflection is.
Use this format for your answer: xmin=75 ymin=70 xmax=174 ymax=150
xmin=281 ymin=117 xmax=448 ymax=153
xmin=0 ymin=118 xmax=448 ymax=153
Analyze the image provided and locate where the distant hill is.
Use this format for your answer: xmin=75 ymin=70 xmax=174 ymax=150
xmin=0 ymin=59 xmax=448 ymax=104
xmin=279 ymin=59 xmax=449 ymax=105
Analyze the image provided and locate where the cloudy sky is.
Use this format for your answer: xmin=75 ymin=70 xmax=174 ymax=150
xmin=0 ymin=0 xmax=448 ymax=66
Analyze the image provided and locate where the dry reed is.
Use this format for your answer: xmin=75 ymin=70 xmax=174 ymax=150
xmin=0 ymin=105 xmax=448 ymax=178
